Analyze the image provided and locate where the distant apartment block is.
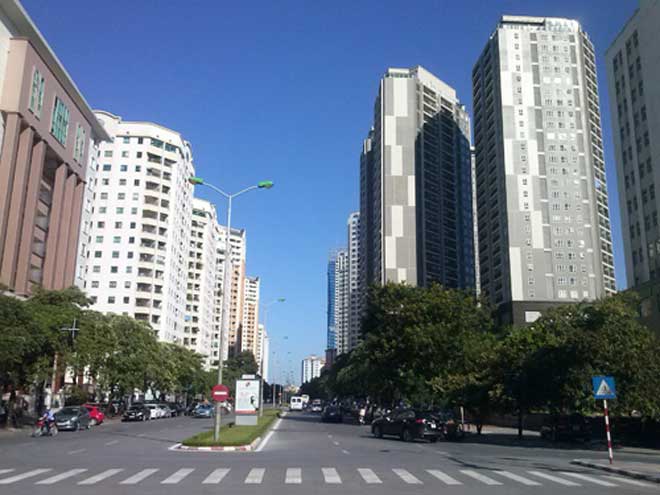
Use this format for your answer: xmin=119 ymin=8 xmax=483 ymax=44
xmin=0 ymin=0 xmax=109 ymax=295
xmin=360 ymin=66 xmax=475 ymax=291
xmin=473 ymin=16 xmax=615 ymax=325
xmin=240 ymin=275 xmax=260 ymax=356
xmin=326 ymin=249 xmax=349 ymax=353
xmin=301 ymin=355 xmax=325 ymax=384
xmin=347 ymin=211 xmax=361 ymax=351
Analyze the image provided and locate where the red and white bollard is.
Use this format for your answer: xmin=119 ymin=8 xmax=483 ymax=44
xmin=603 ymin=399 xmax=614 ymax=464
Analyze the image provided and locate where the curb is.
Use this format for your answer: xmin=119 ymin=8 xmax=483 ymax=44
xmin=571 ymin=459 xmax=660 ymax=484
xmin=170 ymin=436 xmax=262 ymax=452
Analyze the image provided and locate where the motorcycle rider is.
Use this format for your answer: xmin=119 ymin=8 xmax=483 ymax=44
xmin=40 ymin=407 xmax=56 ymax=434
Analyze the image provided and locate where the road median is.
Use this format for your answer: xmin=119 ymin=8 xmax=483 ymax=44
xmin=174 ymin=409 xmax=280 ymax=451
xmin=572 ymin=459 xmax=660 ymax=484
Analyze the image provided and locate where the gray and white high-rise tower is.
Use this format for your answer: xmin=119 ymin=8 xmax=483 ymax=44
xmin=360 ymin=66 xmax=475 ymax=291
xmin=347 ymin=212 xmax=361 ymax=351
xmin=473 ymin=16 xmax=615 ymax=325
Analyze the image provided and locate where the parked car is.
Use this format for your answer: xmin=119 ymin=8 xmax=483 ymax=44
xmin=144 ymin=404 xmax=161 ymax=419
xmin=311 ymin=399 xmax=323 ymax=413
xmin=193 ymin=404 xmax=214 ymax=418
xmin=321 ymin=405 xmax=343 ymax=423
xmin=54 ymin=406 xmax=91 ymax=431
xmin=158 ymin=404 xmax=173 ymax=418
xmin=122 ymin=404 xmax=151 ymax=422
xmin=371 ymin=409 xmax=444 ymax=443
xmin=167 ymin=403 xmax=186 ymax=417
xmin=83 ymin=403 xmax=105 ymax=426
xmin=540 ymin=413 xmax=591 ymax=442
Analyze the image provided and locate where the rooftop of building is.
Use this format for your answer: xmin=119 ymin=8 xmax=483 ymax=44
xmin=385 ymin=65 xmax=457 ymax=100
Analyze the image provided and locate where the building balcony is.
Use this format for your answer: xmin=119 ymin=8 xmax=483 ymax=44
xmin=135 ymin=298 xmax=151 ymax=308
xmin=35 ymin=214 xmax=49 ymax=231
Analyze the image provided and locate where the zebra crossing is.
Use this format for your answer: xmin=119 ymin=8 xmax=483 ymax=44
xmin=0 ymin=466 xmax=655 ymax=489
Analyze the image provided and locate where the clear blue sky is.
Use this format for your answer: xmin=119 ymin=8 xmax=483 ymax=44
xmin=23 ymin=0 xmax=637 ymax=384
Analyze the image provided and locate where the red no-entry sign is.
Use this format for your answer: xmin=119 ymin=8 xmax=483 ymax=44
xmin=212 ymin=384 xmax=229 ymax=402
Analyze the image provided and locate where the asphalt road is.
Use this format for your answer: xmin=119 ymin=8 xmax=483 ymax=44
xmin=0 ymin=410 xmax=657 ymax=494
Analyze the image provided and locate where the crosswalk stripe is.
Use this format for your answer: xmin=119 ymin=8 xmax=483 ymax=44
xmin=0 ymin=470 xmax=15 ymax=476
xmin=322 ymin=467 xmax=341 ymax=484
xmin=393 ymin=468 xmax=422 ymax=484
xmin=78 ymin=469 xmax=124 ymax=485
xmin=605 ymin=475 xmax=652 ymax=487
xmin=426 ymin=469 xmax=462 ymax=485
xmin=493 ymin=470 xmax=541 ymax=486
xmin=36 ymin=469 xmax=88 ymax=485
xmin=202 ymin=468 xmax=230 ymax=484
xmin=0 ymin=469 xmax=52 ymax=484
xmin=245 ymin=468 xmax=265 ymax=484
xmin=561 ymin=472 xmax=618 ymax=487
xmin=358 ymin=468 xmax=382 ymax=484
xmin=161 ymin=468 xmax=194 ymax=484
xmin=120 ymin=469 xmax=159 ymax=485
xmin=460 ymin=470 xmax=502 ymax=485
xmin=527 ymin=470 xmax=580 ymax=486
xmin=285 ymin=468 xmax=302 ymax=484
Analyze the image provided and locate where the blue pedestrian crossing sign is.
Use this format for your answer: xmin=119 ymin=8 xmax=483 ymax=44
xmin=592 ymin=376 xmax=616 ymax=399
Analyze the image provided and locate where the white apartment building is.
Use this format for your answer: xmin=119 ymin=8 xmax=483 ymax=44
xmin=346 ymin=212 xmax=361 ymax=352
xmin=240 ymin=275 xmax=260 ymax=355
xmin=75 ymin=140 xmax=100 ymax=289
xmin=185 ymin=198 xmax=218 ymax=365
xmin=473 ymin=16 xmax=615 ymax=325
xmin=333 ymin=249 xmax=349 ymax=354
xmin=82 ymin=111 xmax=194 ymax=344
xmin=301 ymin=355 xmax=325 ymax=384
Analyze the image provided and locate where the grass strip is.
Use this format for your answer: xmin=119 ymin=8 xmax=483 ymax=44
xmin=182 ymin=408 xmax=280 ymax=447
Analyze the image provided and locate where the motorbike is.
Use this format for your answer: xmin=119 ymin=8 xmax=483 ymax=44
xmin=358 ymin=408 xmax=367 ymax=425
xmin=32 ymin=418 xmax=58 ymax=437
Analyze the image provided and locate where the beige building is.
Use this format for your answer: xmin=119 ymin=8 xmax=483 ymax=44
xmin=239 ymin=276 xmax=260 ymax=356
xmin=0 ymin=0 xmax=109 ymax=295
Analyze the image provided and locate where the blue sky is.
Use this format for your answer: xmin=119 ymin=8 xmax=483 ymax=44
xmin=23 ymin=0 xmax=637 ymax=384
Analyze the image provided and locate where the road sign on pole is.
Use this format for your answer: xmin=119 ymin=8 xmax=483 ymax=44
xmin=592 ymin=376 xmax=616 ymax=399
xmin=592 ymin=376 xmax=616 ymax=464
xmin=211 ymin=384 xmax=229 ymax=402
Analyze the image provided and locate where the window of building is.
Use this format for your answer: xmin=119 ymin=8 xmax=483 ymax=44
xmin=113 ymin=236 xmax=121 ymax=243
xmin=102 ymin=164 xmax=111 ymax=172
xmin=108 ymin=296 xmax=115 ymax=304
xmin=118 ymin=193 xmax=126 ymax=200
xmin=28 ymin=68 xmax=45 ymax=117
xmin=120 ymin=165 xmax=128 ymax=172
xmin=121 ymin=151 xmax=129 ymax=158
xmin=109 ymin=281 xmax=117 ymax=288
xmin=110 ymin=266 xmax=118 ymax=274
xmin=50 ymin=97 xmax=70 ymax=145
xmin=116 ymin=207 xmax=124 ymax=214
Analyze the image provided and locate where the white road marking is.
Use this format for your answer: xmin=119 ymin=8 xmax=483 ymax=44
xmin=605 ymin=475 xmax=653 ymax=487
xmin=120 ymin=469 xmax=159 ymax=484
xmin=255 ymin=417 xmax=281 ymax=452
xmin=322 ymin=467 xmax=341 ymax=484
xmin=0 ymin=469 xmax=14 ymax=475
xmin=561 ymin=472 xmax=618 ymax=487
xmin=161 ymin=468 xmax=194 ymax=484
xmin=528 ymin=471 xmax=581 ymax=486
xmin=137 ymin=433 xmax=146 ymax=437
xmin=245 ymin=468 xmax=265 ymax=484
xmin=358 ymin=468 xmax=382 ymax=484
xmin=427 ymin=469 xmax=462 ymax=485
xmin=460 ymin=470 xmax=503 ymax=485
xmin=104 ymin=440 xmax=119 ymax=446
xmin=332 ymin=441 xmax=340 ymax=445
xmin=203 ymin=468 xmax=230 ymax=484
xmin=67 ymin=448 xmax=86 ymax=455
xmin=341 ymin=449 xmax=350 ymax=454
xmin=393 ymin=468 xmax=423 ymax=484
xmin=285 ymin=468 xmax=302 ymax=484
xmin=78 ymin=469 xmax=124 ymax=485
xmin=36 ymin=469 xmax=88 ymax=485
xmin=494 ymin=470 xmax=541 ymax=486
xmin=0 ymin=469 xmax=52 ymax=485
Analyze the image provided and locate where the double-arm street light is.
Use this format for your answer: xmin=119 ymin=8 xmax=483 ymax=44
xmin=188 ymin=176 xmax=273 ymax=441
xmin=260 ymin=298 xmax=285 ymax=416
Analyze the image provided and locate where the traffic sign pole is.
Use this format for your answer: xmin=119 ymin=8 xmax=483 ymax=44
xmin=603 ymin=399 xmax=614 ymax=464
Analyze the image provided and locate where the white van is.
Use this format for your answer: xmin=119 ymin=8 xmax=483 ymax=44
xmin=289 ymin=396 xmax=304 ymax=411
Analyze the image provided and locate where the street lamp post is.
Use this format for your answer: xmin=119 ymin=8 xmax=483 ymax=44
xmin=260 ymin=298 xmax=285 ymax=417
xmin=189 ymin=176 xmax=273 ymax=441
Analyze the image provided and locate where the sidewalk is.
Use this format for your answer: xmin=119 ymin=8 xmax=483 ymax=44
xmin=572 ymin=459 xmax=660 ymax=483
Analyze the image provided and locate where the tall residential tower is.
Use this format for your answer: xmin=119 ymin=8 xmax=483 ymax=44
xmin=606 ymin=1 xmax=660 ymax=325
xmin=360 ymin=66 xmax=474 ymax=291
xmin=473 ymin=16 xmax=615 ymax=325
